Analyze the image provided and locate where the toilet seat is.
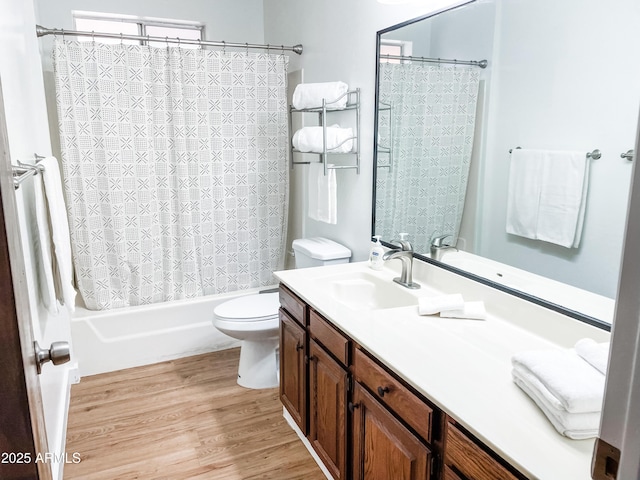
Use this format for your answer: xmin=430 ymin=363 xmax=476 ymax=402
xmin=213 ymin=292 xmax=279 ymax=322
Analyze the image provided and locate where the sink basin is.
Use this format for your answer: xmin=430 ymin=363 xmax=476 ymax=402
xmin=327 ymin=271 xmax=418 ymax=310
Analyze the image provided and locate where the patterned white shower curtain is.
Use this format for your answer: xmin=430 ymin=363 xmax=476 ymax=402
xmin=376 ymin=63 xmax=479 ymax=251
xmin=54 ymin=39 xmax=289 ymax=310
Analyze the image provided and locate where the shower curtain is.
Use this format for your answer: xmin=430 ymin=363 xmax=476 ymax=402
xmin=376 ymin=62 xmax=480 ymax=251
xmin=54 ymin=39 xmax=289 ymax=310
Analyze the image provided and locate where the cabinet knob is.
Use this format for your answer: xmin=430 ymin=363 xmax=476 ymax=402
xmin=296 ymin=343 xmax=304 ymax=351
xmin=305 ymin=355 xmax=315 ymax=364
xmin=377 ymin=386 xmax=390 ymax=397
xmin=348 ymin=402 xmax=360 ymax=413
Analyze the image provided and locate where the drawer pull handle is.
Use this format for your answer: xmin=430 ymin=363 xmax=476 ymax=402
xmin=348 ymin=402 xmax=360 ymax=413
xmin=296 ymin=343 xmax=304 ymax=351
xmin=377 ymin=386 xmax=390 ymax=397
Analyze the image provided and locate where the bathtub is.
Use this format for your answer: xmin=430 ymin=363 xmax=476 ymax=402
xmin=71 ymin=286 xmax=274 ymax=376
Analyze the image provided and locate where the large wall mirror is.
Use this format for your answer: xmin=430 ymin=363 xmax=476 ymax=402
xmin=373 ymin=0 xmax=640 ymax=328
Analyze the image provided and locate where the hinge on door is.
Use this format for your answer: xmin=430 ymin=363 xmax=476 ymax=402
xmin=592 ymin=437 xmax=620 ymax=480
xmin=347 ymin=376 xmax=352 ymax=392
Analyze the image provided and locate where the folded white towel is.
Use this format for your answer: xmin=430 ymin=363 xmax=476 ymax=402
xmin=293 ymin=125 xmax=354 ymax=154
xmin=418 ymin=294 xmax=464 ymax=315
xmin=439 ymin=301 xmax=487 ymax=320
xmin=506 ymin=149 xmax=589 ymax=248
xmin=511 ymin=348 xmax=605 ymax=413
xmin=575 ymin=338 xmax=610 ymax=375
xmin=40 ymin=156 xmax=76 ymax=313
xmin=32 ymin=172 xmax=59 ymax=314
xmin=308 ymin=163 xmax=337 ymax=224
xmin=512 ymin=367 xmax=600 ymax=439
xmin=292 ymin=81 xmax=349 ymax=110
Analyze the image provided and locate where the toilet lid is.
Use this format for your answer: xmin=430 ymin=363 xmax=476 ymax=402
xmin=214 ymin=292 xmax=280 ymax=322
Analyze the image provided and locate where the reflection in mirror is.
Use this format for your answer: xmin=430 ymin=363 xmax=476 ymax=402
xmin=373 ymin=0 xmax=640 ymax=326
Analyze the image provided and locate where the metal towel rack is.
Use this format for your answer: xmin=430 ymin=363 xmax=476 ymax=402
xmin=12 ymin=154 xmax=46 ymax=190
xmin=508 ymin=147 xmax=601 ymax=160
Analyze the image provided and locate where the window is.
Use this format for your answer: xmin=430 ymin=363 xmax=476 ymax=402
xmin=73 ymin=13 xmax=203 ymax=48
xmin=380 ymin=39 xmax=413 ymax=64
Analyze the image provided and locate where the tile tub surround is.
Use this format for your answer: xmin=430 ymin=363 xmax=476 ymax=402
xmin=274 ymin=260 xmax=610 ymax=480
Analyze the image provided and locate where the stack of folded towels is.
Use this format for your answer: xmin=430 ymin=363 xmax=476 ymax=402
xmin=511 ymin=338 xmax=609 ymax=439
xmin=417 ymin=293 xmax=487 ymax=320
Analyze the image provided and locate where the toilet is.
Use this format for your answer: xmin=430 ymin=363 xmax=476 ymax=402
xmin=212 ymin=237 xmax=351 ymax=389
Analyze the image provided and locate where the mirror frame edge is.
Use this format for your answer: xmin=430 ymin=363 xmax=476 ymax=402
xmin=371 ymin=0 xmax=611 ymax=333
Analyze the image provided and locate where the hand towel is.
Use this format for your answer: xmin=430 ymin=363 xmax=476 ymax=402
xmin=292 ymin=81 xmax=349 ymax=110
xmin=39 ymin=156 xmax=76 ymax=313
xmin=575 ymin=338 xmax=610 ymax=375
xmin=293 ymin=125 xmax=354 ymax=154
xmin=506 ymin=149 xmax=589 ymax=248
xmin=511 ymin=348 xmax=605 ymax=413
xmin=418 ymin=294 xmax=464 ymax=315
xmin=512 ymin=367 xmax=600 ymax=439
xmin=308 ymin=163 xmax=337 ymax=224
xmin=439 ymin=301 xmax=487 ymax=320
xmin=32 ymin=172 xmax=59 ymax=314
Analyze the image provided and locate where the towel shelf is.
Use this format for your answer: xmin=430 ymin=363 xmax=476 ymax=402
xmin=289 ymin=88 xmax=360 ymax=176
xmin=12 ymin=154 xmax=46 ymax=190
xmin=509 ymin=147 xmax=601 ymax=160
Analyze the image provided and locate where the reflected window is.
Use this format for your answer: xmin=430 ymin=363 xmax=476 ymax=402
xmin=380 ymin=40 xmax=412 ymax=63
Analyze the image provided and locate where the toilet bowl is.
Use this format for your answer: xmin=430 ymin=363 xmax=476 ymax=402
xmin=213 ymin=237 xmax=351 ymax=389
xmin=213 ymin=292 xmax=280 ymax=389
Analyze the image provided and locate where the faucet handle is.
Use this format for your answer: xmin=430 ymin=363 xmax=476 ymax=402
xmin=430 ymin=233 xmax=453 ymax=247
xmin=391 ymin=232 xmax=413 ymax=251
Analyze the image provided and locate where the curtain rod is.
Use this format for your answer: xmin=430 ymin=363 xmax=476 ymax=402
xmin=380 ymin=54 xmax=487 ymax=69
xmin=35 ymin=25 xmax=303 ymax=55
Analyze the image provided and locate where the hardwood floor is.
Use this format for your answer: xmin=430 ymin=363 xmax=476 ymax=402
xmin=64 ymin=348 xmax=325 ymax=480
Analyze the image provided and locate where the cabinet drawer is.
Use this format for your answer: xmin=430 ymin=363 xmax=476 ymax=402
xmin=445 ymin=422 xmax=520 ymax=480
xmin=309 ymin=310 xmax=349 ymax=366
xmin=279 ymin=284 xmax=306 ymax=327
xmin=443 ymin=465 xmax=465 ymax=480
xmin=354 ymin=348 xmax=433 ymax=443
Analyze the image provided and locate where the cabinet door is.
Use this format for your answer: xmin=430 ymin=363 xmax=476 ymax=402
xmin=352 ymin=383 xmax=431 ymax=480
xmin=308 ymin=340 xmax=349 ymax=480
xmin=280 ymin=308 xmax=307 ymax=433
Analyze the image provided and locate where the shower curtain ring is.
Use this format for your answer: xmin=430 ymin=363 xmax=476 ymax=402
xmin=165 ymin=36 xmax=169 ymax=49
xmin=222 ymin=40 xmax=226 ymax=55
xmin=91 ymin=30 xmax=95 ymax=43
xmin=245 ymin=42 xmax=249 ymax=54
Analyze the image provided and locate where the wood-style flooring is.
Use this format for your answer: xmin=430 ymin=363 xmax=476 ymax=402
xmin=64 ymin=348 xmax=325 ymax=480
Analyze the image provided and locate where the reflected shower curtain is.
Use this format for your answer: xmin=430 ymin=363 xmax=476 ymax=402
xmin=376 ymin=63 xmax=479 ymax=251
xmin=54 ymin=39 xmax=289 ymax=310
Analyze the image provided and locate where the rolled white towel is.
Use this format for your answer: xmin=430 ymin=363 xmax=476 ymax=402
xmin=292 ymin=81 xmax=349 ymax=110
xmin=292 ymin=125 xmax=354 ymax=154
xmin=418 ymin=294 xmax=464 ymax=315
xmin=511 ymin=348 xmax=605 ymax=414
xmin=512 ymin=367 xmax=600 ymax=439
xmin=439 ymin=301 xmax=487 ymax=320
xmin=575 ymin=338 xmax=610 ymax=375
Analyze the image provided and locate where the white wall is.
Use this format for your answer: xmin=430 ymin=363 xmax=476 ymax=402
xmin=0 ymin=1 xmax=75 ymax=479
xmin=476 ymin=0 xmax=640 ymax=297
xmin=264 ymin=0 xmax=470 ymax=262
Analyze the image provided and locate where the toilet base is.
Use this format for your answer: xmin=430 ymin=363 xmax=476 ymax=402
xmin=237 ymin=338 xmax=279 ymax=389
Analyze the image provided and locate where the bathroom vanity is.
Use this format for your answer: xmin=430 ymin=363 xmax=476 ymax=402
xmin=275 ymin=260 xmax=610 ymax=480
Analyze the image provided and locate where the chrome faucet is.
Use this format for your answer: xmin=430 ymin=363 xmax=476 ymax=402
xmin=382 ymin=249 xmax=420 ymax=289
xmin=430 ymin=234 xmax=458 ymax=262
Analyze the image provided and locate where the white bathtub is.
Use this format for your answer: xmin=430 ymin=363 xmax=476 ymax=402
xmin=71 ymin=287 xmax=275 ymax=376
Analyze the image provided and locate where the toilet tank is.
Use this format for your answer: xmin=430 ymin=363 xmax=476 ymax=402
xmin=292 ymin=237 xmax=351 ymax=268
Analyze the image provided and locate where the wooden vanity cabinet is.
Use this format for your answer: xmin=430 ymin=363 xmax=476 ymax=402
xmin=444 ymin=421 xmax=525 ymax=480
xmin=308 ymin=339 xmax=349 ymax=479
xmin=278 ymin=284 xmax=527 ymax=480
xmin=352 ymin=383 xmax=432 ymax=480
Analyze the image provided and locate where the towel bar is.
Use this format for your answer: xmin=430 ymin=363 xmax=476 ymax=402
xmin=509 ymin=147 xmax=601 ymax=160
xmin=12 ymin=154 xmax=46 ymax=189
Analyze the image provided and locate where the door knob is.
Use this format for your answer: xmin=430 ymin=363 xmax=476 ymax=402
xmin=35 ymin=341 xmax=70 ymax=374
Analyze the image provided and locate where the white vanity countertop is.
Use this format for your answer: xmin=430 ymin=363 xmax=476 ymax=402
xmin=274 ymin=261 xmax=611 ymax=480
